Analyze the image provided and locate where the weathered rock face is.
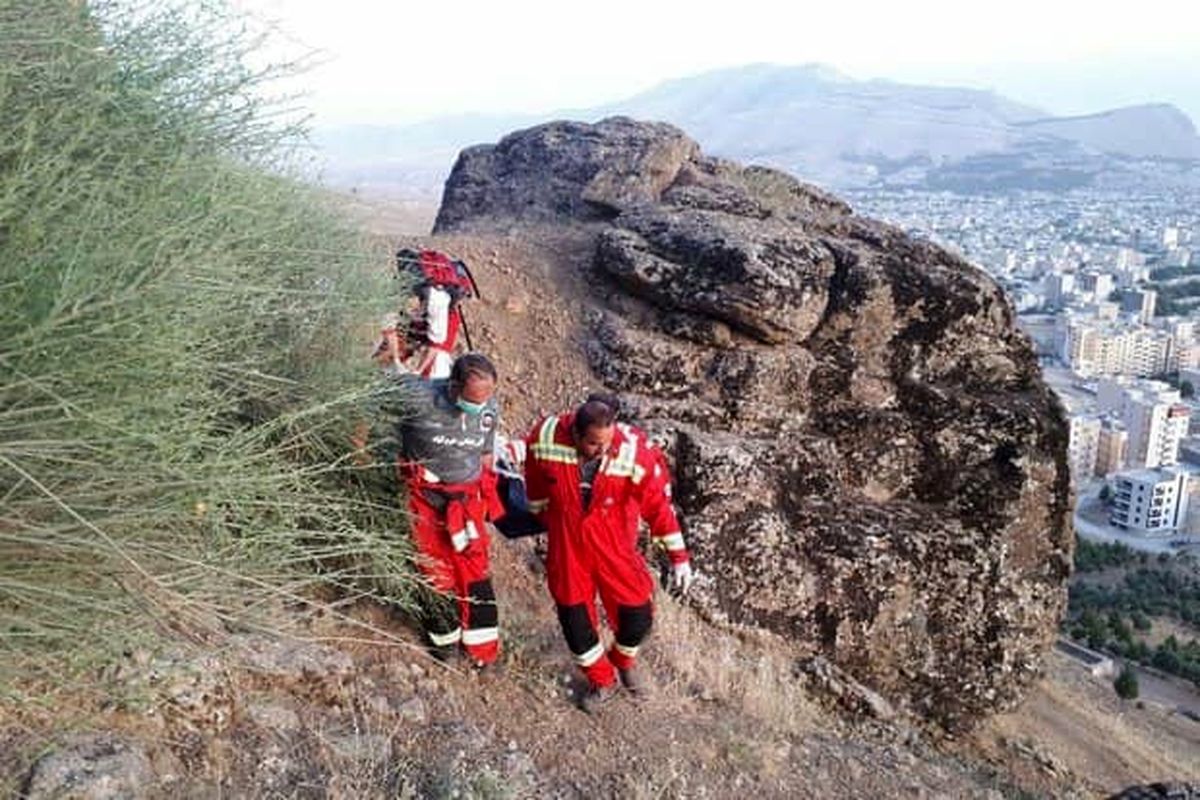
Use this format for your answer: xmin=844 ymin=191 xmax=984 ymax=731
xmin=436 ymin=116 xmax=1071 ymax=730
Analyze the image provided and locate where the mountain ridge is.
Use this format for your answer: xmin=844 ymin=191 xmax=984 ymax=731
xmin=315 ymin=63 xmax=1200 ymax=197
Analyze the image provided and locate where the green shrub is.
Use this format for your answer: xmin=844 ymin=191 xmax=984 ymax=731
xmin=1 ymin=0 xmax=413 ymax=711
xmin=1113 ymin=665 xmax=1139 ymax=700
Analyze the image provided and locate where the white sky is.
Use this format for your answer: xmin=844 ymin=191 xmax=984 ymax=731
xmin=234 ymin=0 xmax=1200 ymax=126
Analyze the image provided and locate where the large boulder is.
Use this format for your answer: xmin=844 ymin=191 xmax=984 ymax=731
xmin=436 ymin=117 xmax=1071 ymax=730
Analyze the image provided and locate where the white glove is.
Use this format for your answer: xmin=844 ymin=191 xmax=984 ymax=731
xmin=671 ymin=561 xmax=694 ymax=594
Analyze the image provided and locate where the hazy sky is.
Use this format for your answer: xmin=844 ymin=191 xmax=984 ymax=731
xmin=234 ymin=0 xmax=1200 ymax=126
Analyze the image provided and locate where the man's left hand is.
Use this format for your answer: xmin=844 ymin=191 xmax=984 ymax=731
xmin=671 ymin=561 xmax=694 ymax=594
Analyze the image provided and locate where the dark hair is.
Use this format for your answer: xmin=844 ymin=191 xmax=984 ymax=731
xmin=451 ymin=353 xmax=498 ymax=386
xmin=572 ymin=399 xmax=617 ymax=439
xmin=585 ymin=392 xmax=621 ymax=416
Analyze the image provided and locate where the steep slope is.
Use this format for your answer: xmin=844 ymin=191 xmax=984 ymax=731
xmin=9 ymin=182 xmax=1197 ymax=800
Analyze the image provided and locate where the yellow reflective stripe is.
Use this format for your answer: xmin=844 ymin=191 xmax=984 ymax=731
xmin=531 ymin=443 xmax=577 ymax=464
xmin=428 ymin=628 xmax=462 ymax=647
xmin=527 ymin=498 xmax=548 ymax=513
xmin=655 ymin=532 xmax=686 ymax=551
xmin=631 ymin=464 xmax=647 ymax=485
xmin=462 ymin=627 xmax=499 ymax=646
xmin=539 ymin=416 xmax=558 ymax=447
xmin=604 ymin=436 xmax=639 ymax=478
xmin=613 ymin=642 xmax=638 ymax=658
xmin=532 ymin=419 xmax=578 ymax=464
xmin=575 ymin=642 xmax=605 ymax=667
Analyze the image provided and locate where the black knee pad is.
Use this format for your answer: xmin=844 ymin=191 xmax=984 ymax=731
xmin=615 ymin=602 xmax=653 ymax=648
xmin=556 ymin=603 xmax=599 ymax=656
xmin=421 ymin=589 xmax=459 ymax=636
xmin=466 ymin=579 xmax=498 ymax=630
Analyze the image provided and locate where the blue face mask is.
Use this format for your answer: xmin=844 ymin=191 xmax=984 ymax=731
xmin=456 ymin=397 xmax=487 ymax=416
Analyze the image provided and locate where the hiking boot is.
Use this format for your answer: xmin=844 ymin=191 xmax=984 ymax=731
xmin=578 ymin=682 xmax=618 ymax=714
xmin=429 ymin=643 xmax=463 ymax=666
xmin=618 ymin=666 xmax=650 ymax=698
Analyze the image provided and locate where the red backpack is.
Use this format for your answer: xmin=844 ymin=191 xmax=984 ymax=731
xmin=396 ymin=248 xmax=476 ymax=305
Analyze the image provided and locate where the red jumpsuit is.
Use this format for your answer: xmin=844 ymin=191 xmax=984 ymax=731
xmin=405 ymin=468 xmax=502 ymax=664
xmin=396 ymin=372 xmax=503 ymax=665
xmin=524 ymin=414 xmax=690 ymax=689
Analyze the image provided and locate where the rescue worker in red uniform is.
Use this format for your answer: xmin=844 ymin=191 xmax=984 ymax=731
xmin=396 ymin=353 xmax=504 ymax=666
xmin=523 ymin=397 xmax=694 ymax=710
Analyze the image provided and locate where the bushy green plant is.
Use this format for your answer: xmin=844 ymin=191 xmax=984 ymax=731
xmin=1113 ymin=664 xmax=1138 ymax=700
xmin=0 ymin=0 xmax=414 ymax=714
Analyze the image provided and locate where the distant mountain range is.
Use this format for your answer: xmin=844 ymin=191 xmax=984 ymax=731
xmin=314 ymin=63 xmax=1200 ymax=199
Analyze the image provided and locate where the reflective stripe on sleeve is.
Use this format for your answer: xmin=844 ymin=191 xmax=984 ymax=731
xmin=527 ymin=498 xmax=549 ymax=513
xmin=654 ymin=532 xmax=687 ymax=552
xmin=450 ymin=529 xmax=470 ymax=552
xmin=466 ymin=520 xmax=479 ymax=541
xmin=575 ymin=642 xmax=605 ymax=667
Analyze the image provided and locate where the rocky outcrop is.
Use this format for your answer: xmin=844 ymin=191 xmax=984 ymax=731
xmin=22 ymin=735 xmax=162 ymax=799
xmin=435 ymin=119 xmax=699 ymax=232
xmin=437 ymin=117 xmax=1072 ymax=730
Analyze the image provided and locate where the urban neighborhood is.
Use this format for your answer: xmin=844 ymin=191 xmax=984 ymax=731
xmin=854 ymin=188 xmax=1200 ymax=552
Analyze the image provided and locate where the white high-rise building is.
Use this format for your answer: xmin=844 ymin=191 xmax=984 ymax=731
xmin=1057 ymin=316 xmax=1094 ymax=370
xmin=1094 ymin=330 xmax=1133 ymax=376
xmin=1127 ymin=328 xmax=1173 ymax=377
xmin=1165 ymin=319 xmax=1196 ymax=345
xmin=1097 ymin=378 xmax=1189 ymax=468
xmin=1126 ymin=397 xmax=1190 ymax=469
xmin=1110 ymin=467 xmax=1189 ymax=534
xmin=1064 ymin=326 xmax=1171 ymax=378
xmin=1068 ymin=416 xmax=1102 ymax=484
